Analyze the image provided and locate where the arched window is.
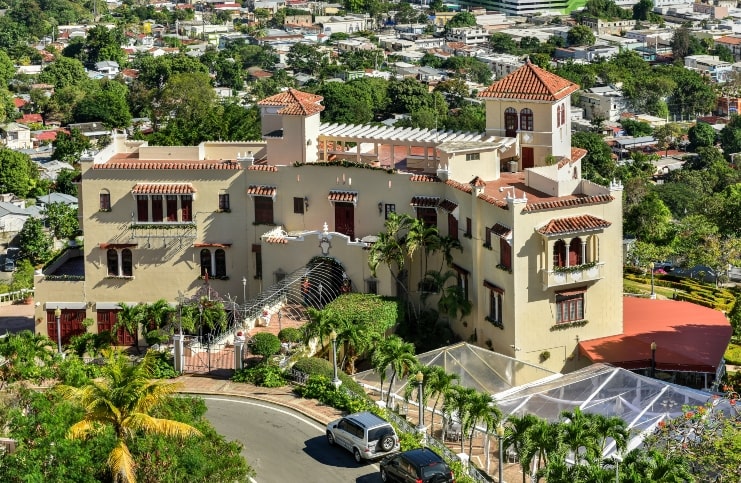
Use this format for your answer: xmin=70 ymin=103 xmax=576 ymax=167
xmin=215 ymin=249 xmax=226 ymax=278
xmin=553 ymin=240 xmax=566 ymax=268
xmin=200 ymin=249 xmax=211 ymax=277
xmin=569 ymin=237 xmax=583 ymax=266
xmin=121 ymin=249 xmax=132 ymax=277
xmin=520 ymin=108 xmax=533 ymax=131
xmin=504 ymin=107 xmax=518 ymax=137
xmin=107 ymin=249 xmax=118 ymax=276
xmin=99 ymin=190 xmax=111 ymax=211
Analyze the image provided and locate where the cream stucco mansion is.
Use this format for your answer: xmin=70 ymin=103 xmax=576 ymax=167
xmin=35 ymin=62 xmax=624 ymax=373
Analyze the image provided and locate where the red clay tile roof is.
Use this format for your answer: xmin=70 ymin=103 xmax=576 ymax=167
xmin=491 ymin=223 xmax=512 ymax=238
xmin=34 ymin=130 xmax=61 ymax=141
xmin=94 ymin=154 xmax=242 ymax=170
xmin=258 ymin=88 xmax=324 ymax=116
xmin=16 ymin=113 xmax=43 ymax=124
xmin=410 ymin=174 xmax=441 ymax=182
xmin=478 ymin=194 xmax=508 ymax=208
xmin=537 ymin=214 xmax=611 ymax=235
xmin=411 ymin=196 xmax=440 ymax=207
xmin=264 ymin=236 xmax=288 ymax=244
xmin=12 ymin=98 xmax=26 ymax=108
xmin=193 ymin=243 xmax=232 ymax=248
xmin=445 ymin=179 xmax=473 ymax=193
xmin=132 ymin=183 xmax=196 ymax=195
xmin=571 ymin=147 xmax=588 ymax=162
xmin=478 ymin=61 xmax=579 ymax=101
xmin=438 ymin=199 xmax=458 ymax=212
xmin=247 ymin=164 xmax=278 ymax=171
xmin=523 ymin=194 xmax=614 ymax=212
xmin=471 ymin=176 xmax=486 ymax=188
xmin=328 ymin=190 xmax=358 ymax=203
xmin=716 ymin=35 xmax=741 ymax=45
xmin=579 ymin=298 xmax=731 ymax=373
xmin=247 ymin=185 xmax=277 ymax=196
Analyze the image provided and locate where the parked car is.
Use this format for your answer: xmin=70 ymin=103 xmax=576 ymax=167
xmin=326 ymin=411 xmax=399 ymax=463
xmin=380 ymin=448 xmax=455 ymax=483
xmin=3 ymin=247 xmax=19 ymax=272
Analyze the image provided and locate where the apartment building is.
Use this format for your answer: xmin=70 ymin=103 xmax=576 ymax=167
xmin=36 ymin=63 xmax=624 ymax=373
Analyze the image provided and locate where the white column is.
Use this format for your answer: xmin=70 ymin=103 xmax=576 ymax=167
xmin=211 ymin=251 xmax=216 ymax=276
xmin=173 ymin=334 xmax=185 ymax=373
xmin=581 ymin=239 xmax=587 ymax=264
xmin=234 ymin=339 xmax=245 ymax=370
xmin=117 ymin=250 xmax=123 ymax=277
xmin=564 ymin=239 xmax=570 ymax=268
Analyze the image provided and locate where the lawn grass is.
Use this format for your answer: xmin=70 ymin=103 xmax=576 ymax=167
xmin=725 ymin=343 xmax=741 ymax=366
xmin=623 ymin=279 xmax=678 ymax=299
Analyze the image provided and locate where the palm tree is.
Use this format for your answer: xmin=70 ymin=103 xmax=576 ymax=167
xmin=437 ymin=235 xmax=462 ymax=271
xmin=504 ymin=414 xmax=541 ymax=483
xmin=526 ymin=419 xmax=562 ymax=474
xmin=425 ymin=366 xmax=459 ymax=438
xmin=372 ymin=335 xmax=417 ymax=407
xmin=464 ymin=391 xmax=502 ymax=459
xmin=620 ymin=448 xmax=692 ymax=483
xmin=141 ymin=299 xmax=174 ymax=331
xmin=335 ymin=316 xmax=377 ymax=374
xmin=442 ymin=385 xmax=476 ymax=454
xmin=591 ymin=413 xmax=629 ymax=456
xmin=56 ymin=350 xmax=202 ymax=483
xmin=115 ymin=303 xmax=143 ymax=353
xmin=560 ymin=408 xmax=599 ymax=463
xmin=302 ymin=308 xmax=334 ymax=353
xmin=406 ymin=218 xmax=441 ymax=280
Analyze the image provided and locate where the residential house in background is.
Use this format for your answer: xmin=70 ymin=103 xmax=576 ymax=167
xmin=0 ymin=123 xmax=32 ymax=150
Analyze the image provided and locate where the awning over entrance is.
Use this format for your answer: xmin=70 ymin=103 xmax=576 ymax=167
xmin=328 ymin=190 xmax=358 ymax=204
xmin=247 ymin=185 xmax=277 ymax=198
xmin=132 ymin=183 xmax=196 ymax=195
xmin=45 ymin=302 xmax=87 ymax=310
xmin=579 ymin=298 xmax=732 ymax=373
xmin=99 ymin=243 xmax=137 ymax=249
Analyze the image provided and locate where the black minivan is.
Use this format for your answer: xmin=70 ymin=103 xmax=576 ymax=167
xmin=380 ymin=448 xmax=455 ymax=483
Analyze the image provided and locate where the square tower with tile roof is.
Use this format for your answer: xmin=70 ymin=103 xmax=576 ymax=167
xmin=479 ymin=60 xmax=579 ymax=171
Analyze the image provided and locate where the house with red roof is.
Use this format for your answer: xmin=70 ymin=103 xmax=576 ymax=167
xmin=16 ymin=113 xmax=43 ymax=125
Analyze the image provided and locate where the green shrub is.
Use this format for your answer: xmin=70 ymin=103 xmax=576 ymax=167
xmin=232 ymin=364 xmax=287 ymax=387
xmin=724 ymin=343 xmax=741 ymax=366
xmin=250 ymin=332 xmax=281 ymax=359
xmin=68 ymin=332 xmax=96 ymax=357
xmin=145 ymin=329 xmax=170 ymax=346
xmin=292 ymin=356 xmax=365 ymax=395
xmin=277 ymin=327 xmax=302 ymax=343
xmin=56 ymin=354 xmax=103 ymax=387
xmin=147 ymin=350 xmax=178 ymax=379
xmin=398 ymin=430 xmax=424 ymax=451
xmin=294 ymin=374 xmax=372 ymax=413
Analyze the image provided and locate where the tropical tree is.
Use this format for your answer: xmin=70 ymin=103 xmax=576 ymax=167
xmin=44 ymin=202 xmax=79 ymax=239
xmin=17 ymin=217 xmax=53 ymax=265
xmin=140 ymin=299 xmax=174 ymax=331
xmin=465 ymin=391 xmax=502 ymax=459
xmin=115 ymin=303 xmax=143 ymax=353
xmin=302 ymin=307 xmax=335 ymax=353
xmin=56 ymin=350 xmax=203 ymax=483
xmin=504 ymin=414 xmax=541 ymax=483
xmin=371 ymin=335 xmax=417 ymax=407
xmin=442 ymin=385 xmax=476 ymax=453
xmin=560 ymin=408 xmax=600 ymax=463
xmin=425 ymin=366 xmax=459 ymax=438
xmin=525 ymin=419 xmax=562 ymax=473
xmin=591 ymin=413 xmax=629 ymax=455
xmin=406 ymin=218 xmax=441 ymax=280
xmin=0 ymin=330 xmax=56 ymax=385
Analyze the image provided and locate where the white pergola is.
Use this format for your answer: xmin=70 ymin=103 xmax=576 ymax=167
xmin=317 ymin=123 xmax=510 ymax=166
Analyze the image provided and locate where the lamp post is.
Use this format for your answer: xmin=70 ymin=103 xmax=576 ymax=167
xmin=496 ymin=422 xmax=505 ymax=483
xmin=242 ymin=276 xmax=247 ymax=304
xmin=650 ymin=341 xmax=657 ymax=378
xmin=415 ymin=371 xmax=425 ymax=434
xmin=54 ymin=307 xmax=62 ymax=354
xmin=330 ymin=330 xmax=341 ymax=389
xmin=650 ymin=262 xmax=656 ymax=299
xmin=277 ymin=310 xmax=282 ymax=332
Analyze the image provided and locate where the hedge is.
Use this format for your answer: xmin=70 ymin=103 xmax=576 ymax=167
xmin=292 ymin=356 xmax=365 ymax=395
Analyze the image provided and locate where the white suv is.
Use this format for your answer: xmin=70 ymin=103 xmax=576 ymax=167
xmin=326 ymin=411 xmax=399 ymax=463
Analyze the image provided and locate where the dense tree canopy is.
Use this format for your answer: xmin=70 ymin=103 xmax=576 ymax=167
xmin=0 ymin=148 xmax=39 ymax=197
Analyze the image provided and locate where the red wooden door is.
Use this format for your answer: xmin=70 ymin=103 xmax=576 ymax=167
xmin=521 ymin=147 xmax=534 ymax=169
xmin=97 ymin=310 xmax=137 ymax=346
xmin=47 ymin=310 xmax=86 ymax=346
xmin=334 ymin=202 xmax=355 ymax=240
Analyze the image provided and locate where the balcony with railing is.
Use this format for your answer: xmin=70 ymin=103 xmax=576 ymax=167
xmin=540 ymin=262 xmax=604 ymax=290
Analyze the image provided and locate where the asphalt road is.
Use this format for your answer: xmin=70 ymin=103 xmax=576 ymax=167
xmin=202 ymin=396 xmax=382 ymax=483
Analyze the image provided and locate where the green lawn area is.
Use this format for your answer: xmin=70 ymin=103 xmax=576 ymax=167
xmin=623 ymin=279 xmax=678 ymax=299
xmin=725 ymin=343 xmax=741 ymax=366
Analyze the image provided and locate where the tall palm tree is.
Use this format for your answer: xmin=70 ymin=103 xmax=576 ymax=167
xmin=526 ymin=419 xmax=562 ymax=473
xmin=591 ymin=413 xmax=629 ymax=456
xmin=437 ymin=235 xmax=462 ymax=271
xmin=301 ymin=308 xmax=334 ymax=353
xmin=335 ymin=316 xmax=377 ymax=374
xmin=560 ymin=408 xmax=599 ymax=463
xmin=621 ymin=448 xmax=692 ymax=483
xmin=425 ymin=366 xmax=459 ymax=438
xmin=115 ymin=303 xmax=143 ymax=353
xmin=372 ymin=335 xmax=417 ymax=407
xmin=56 ymin=350 xmax=202 ymax=483
xmin=406 ymin=218 xmax=441 ymax=280
xmin=442 ymin=385 xmax=476 ymax=454
xmin=464 ymin=391 xmax=502 ymax=459
xmin=504 ymin=413 xmax=541 ymax=483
